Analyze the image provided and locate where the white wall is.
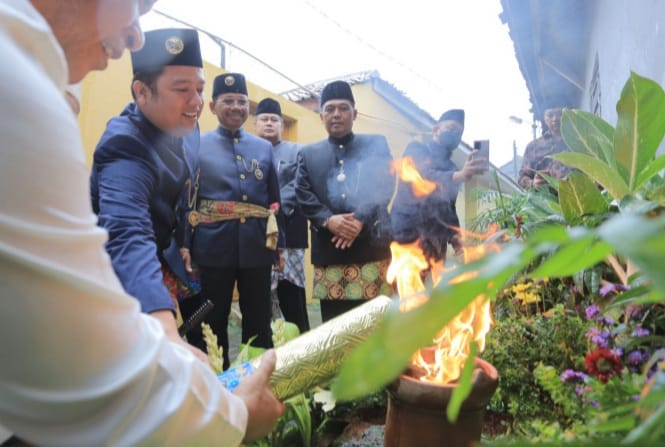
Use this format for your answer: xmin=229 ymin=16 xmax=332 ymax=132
xmin=585 ymin=0 xmax=665 ymax=129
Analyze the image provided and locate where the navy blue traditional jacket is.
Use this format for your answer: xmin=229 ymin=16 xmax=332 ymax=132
xmin=295 ymin=133 xmax=393 ymax=265
xmin=90 ymin=103 xmax=199 ymax=314
xmin=188 ymin=126 xmax=282 ymax=268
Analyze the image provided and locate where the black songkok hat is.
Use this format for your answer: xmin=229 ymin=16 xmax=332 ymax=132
xmin=256 ymin=98 xmax=282 ymax=116
xmin=320 ymin=80 xmax=355 ymax=107
xmin=438 ymin=109 xmax=465 ymax=125
xmin=131 ymin=28 xmax=202 ymax=74
xmin=212 ymin=73 xmax=248 ymax=99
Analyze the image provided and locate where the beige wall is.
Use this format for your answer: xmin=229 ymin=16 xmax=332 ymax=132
xmin=349 ymin=83 xmax=426 ymax=159
xmin=79 ymin=58 xmax=423 ymax=165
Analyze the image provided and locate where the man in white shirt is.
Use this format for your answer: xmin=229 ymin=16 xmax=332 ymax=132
xmin=0 ymin=1 xmax=284 ymax=445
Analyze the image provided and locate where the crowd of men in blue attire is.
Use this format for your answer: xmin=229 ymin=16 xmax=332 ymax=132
xmin=91 ymin=27 xmax=488 ymax=373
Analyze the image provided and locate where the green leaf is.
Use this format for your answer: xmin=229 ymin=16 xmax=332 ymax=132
xmin=614 ymin=71 xmax=665 ymax=191
xmin=532 ymin=236 xmax=613 ymax=279
xmin=622 ymin=403 xmax=665 ymax=444
xmin=524 ymin=224 xmax=570 ymax=245
xmin=558 ymin=172 xmax=609 ymax=224
xmin=636 ymin=153 xmax=665 ymax=191
xmin=551 ymin=152 xmax=630 ymax=201
xmin=284 ymin=394 xmax=311 ymax=447
xmin=561 ymin=109 xmax=615 ymax=167
xmin=593 ymin=414 xmax=639 ymax=433
xmin=597 ymin=214 xmax=665 ymax=292
xmin=446 ymin=343 xmax=478 ymax=422
xmin=619 ymin=195 xmax=663 ymax=215
xmin=606 ymin=284 xmax=654 ymax=308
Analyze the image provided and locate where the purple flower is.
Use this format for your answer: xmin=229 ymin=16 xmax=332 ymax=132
xmin=633 ymin=327 xmax=650 ymax=337
xmin=599 ymin=283 xmax=616 ymax=297
xmin=585 ymin=326 xmax=599 ymax=340
xmin=627 ymin=350 xmax=644 ymax=365
xmin=585 ymin=305 xmax=600 ymax=321
xmin=586 ymin=327 xmax=610 ymax=348
xmin=599 ymin=283 xmax=628 ymax=297
xmin=593 ymin=332 xmax=610 ymax=348
xmin=561 ymin=369 xmax=588 ymax=383
xmin=574 ymin=385 xmax=586 ymax=396
xmin=611 ymin=347 xmax=624 ymax=358
xmin=597 ymin=316 xmax=615 ymax=326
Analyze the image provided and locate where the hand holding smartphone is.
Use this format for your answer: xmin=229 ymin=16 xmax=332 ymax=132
xmin=472 ymin=140 xmax=490 ymax=170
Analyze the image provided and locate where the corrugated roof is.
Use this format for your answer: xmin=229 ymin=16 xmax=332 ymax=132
xmin=499 ymin=0 xmax=590 ymax=122
xmin=280 ymin=70 xmax=376 ymax=102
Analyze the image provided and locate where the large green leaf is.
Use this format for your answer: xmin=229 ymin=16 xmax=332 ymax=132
xmin=532 ymin=236 xmax=613 ymax=279
xmin=636 ymin=153 xmax=665 ymax=191
xmin=614 ymin=71 xmax=665 ymax=190
xmin=597 ymin=213 xmax=665 ymax=292
xmin=561 ymin=109 xmax=615 ymax=167
xmin=551 ymin=152 xmax=630 ymax=200
xmin=446 ymin=343 xmax=478 ymax=422
xmin=558 ymin=172 xmax=609 ymax=224
xmin=619 ymin=195 xmax=663 ymax=215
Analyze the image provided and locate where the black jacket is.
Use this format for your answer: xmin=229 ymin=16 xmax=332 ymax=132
xmin=295 ymin=133 xmax=394 ymax=265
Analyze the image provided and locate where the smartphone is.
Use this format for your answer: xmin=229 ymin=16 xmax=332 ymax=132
xmin=473 ymin=140 xmax=490 ymax=169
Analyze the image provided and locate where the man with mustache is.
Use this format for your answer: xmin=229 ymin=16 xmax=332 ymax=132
xmin=182 ymin=73 xmax=282 ymax=370
xmin=0 ymin=2 xmax=283 ymax=445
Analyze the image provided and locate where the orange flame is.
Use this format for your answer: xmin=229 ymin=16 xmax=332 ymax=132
xmin=391 ymin=157 xmax=437 ymax=197
xmin=389 ymin=227 xmax=500 ymax=385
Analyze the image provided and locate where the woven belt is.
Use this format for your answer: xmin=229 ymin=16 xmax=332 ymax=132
xmin=189 ymin=200 xmax=278 ymax=250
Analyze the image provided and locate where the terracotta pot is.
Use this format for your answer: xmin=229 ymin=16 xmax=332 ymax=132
xmin=384 ymin=356 xmax=498 ymax=447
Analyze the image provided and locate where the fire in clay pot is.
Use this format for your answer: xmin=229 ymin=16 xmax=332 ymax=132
xmin=383 ymin=156 xmax=503 ymax=447
xmin=384 ymin=352 xmax=498 ymax=447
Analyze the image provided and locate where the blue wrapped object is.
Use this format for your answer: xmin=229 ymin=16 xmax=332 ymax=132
xmin=217 ymin=361 xmax=256 ymax=392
